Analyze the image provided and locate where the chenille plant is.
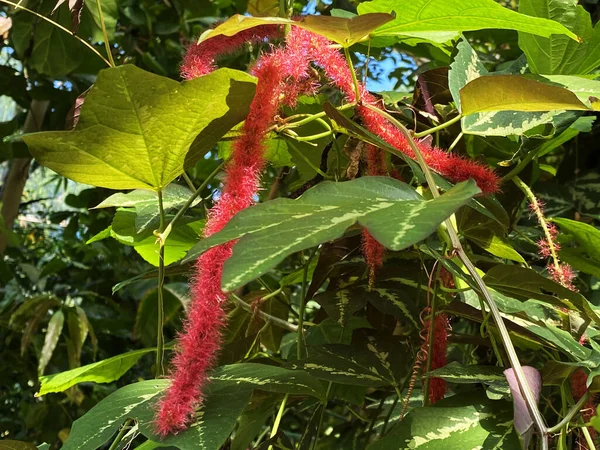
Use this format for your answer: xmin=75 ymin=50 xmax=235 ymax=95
xmin=4 ymin=0 xmax=600 ymax=450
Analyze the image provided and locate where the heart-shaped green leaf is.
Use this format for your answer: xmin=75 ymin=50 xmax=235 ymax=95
xmin=24 ymin=65 xmax=256 ymax=190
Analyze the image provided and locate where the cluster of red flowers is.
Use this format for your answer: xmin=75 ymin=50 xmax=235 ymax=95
xmin=156 ymin=23 xmax=498 ymax=434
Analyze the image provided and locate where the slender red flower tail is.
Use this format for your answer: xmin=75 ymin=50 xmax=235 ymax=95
xmin=181 ymin=25 xmax=281 ymax=80
xmin=571 ymin=368 xmax=597 ymax=449
xmin=155 ymin=33 xmax=316 ymax=436
xmin=529 ymin=198 xmax=577 ymax=291
xmin=571 ymin=336 xmax=598 ymax=449
xmin=362 ymin=144 xmax=387 ymax=284
xmin=288 ymin=28 xmax=499 ymax=195
xmin=425 ymin=313 xmax=450 ymax=404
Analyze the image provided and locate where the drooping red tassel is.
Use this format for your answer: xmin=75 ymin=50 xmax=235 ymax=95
xmin=155 ymin=32 xmax=317 ymax=436
xmin=362 ymin=144 xmax=387 ymax=284
xmin=181 ymin=25 xmax=281 ymax=80
xmin=571 ymin=335 xmax=598 ymax=449
xmin=289 ymin=28 xmax=499 ymax=195
xmin=427 ymin=313 xmax=450 ymax=404
xmin=157 ymin=24 xmax=498 ymax=435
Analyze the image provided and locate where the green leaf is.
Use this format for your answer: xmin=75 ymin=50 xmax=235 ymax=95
xmin=449 ymin=38 xmax=568 ymax=136
xmin=460 ymin=75 xmax=589 ymax=115
xmin=134 ymin=286 xmax=185 ymax=347
xmin=367 ymin=394 xmax=518 ymax=450
xmin=0 ymin=441 xmax=38 ymax=450
xmin=291 ymin=336 xmax=408 ymax=387
xmin=185 ymin=177 xmax=480 ymax=291
xmin=425 ymin=362 xmax=506 ymax=384
xmin=83 ymin=0 xmax=118 ymax=40
xmin=95 ymin=184 xmax=200 ymax=234
xmin=24 ymin=66 xmax=256 ymax=190
xmin=110 ymin=209 xmax=203 ymax=267
xmin=537 ymin=75 xmax=600 ymax=108
xmin=231 ymin=397 xmax=278 ymax=450
xmin=37 ymin=348 xmax=156 ymax=396
xmin=553 ymin=217 xmax=600 ymax=277
xmin=219 ymin=137 xmax=293 ymax=168
xmin=483 ymin=265 xmax=600 ymax=326
xmin=316 ymin=283 xmax=419 ymax=328
xmin=304 ymin=317 xmax=372 ymax=347
xmin=519 ymin=0 xmax=600 ymax=75
xmin=210 ymin=363 xmax=326 ymax=400
xmin=38 ymin=310 xmax=64 ymax=375
xmin=448 ymin=38 xmax=488 ymax=112
xmin=590 ymin=406 xmax=600 ymax=432
xmin=357 ymin=0 xmax=577 ymax=42
xmin=11 ymin=3 xmax=83 ymax=76
xmin=457 ymin=208 xmax=525 ymax=263
xmin=61 ymin=379 xmax=252 ymax=450
xmin=461 ymin=289 xmax=591 ymax=359
xmin=291 ymin=346 xmax=389 ymax=387
xmin=198 ymin=13 xmax=395 ymax=47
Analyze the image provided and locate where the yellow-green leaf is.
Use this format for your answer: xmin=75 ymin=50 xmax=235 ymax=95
xmin=199 ymin=13 xmax=395 ymax=47
xmin=460 ymin=75 xmax=589 ymax=115
xmin=24 ymin=66 xmax=256 ymax=191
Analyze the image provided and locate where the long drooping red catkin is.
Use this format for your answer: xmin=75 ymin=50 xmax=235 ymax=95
xmin=362 ymin=144 xmax=387 ymax=283
xmin=181 ymin=25 xmax=280 ymax=80
xmin=158 ymin=24 xmax=498 ymax=435
xmin=421 ymin=313 xmax=450 ymax=404
xmin=571 ymin=336 xmax=598 ymax=449
xmin=291 ymin=28 xmax=499 ymax=195
xmin=155 ymin=32 xmax=317 ymax=436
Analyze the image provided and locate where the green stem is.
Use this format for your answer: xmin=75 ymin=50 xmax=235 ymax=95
xmin=422 ymin=266 xmax=442 ymax=407
xmin=283 ymin=116 xmax=332 ymax=133
xmin=158 ymin=162 xmax=225 ymax=245
xmin=230 ymin=293 xmax=298 ymax=332
xmin=582 ymin=426 xmax=597 ymax=450
xmin=1 ymin=0 xmax=112 ymax=67
xmin=313 ymin=382 xmax=333 ymax=450
xmin=297 ymin=247 xmax=318 ymax=360
xmin=182 ymin=172 xmax=196 ymax=191
xmin=413 ymin=114 xmax=462 ymax=138
xmin=501 ymin=148 xmax=541 ymax=183
xmin=447 ymin=132 xmax=463 ymax=153
xmin=268 ymin=393 xmax=290 ymax=450
xmin=344 ymin=47 xmax=362 ymax=103
xmin=155 ymin=190 xmax=166 ymax=378
xmin=286 ymin=140 xmax=331 ymax=179
xmin=107 ymin=419 xmax=133 ymax=450
xmin=364 ymin=103 xmax=549 ymax=449
xmin=285 ymin=129 xmax=333 ymax=142
xmin=547 ymin=391 xmax=591 ymax=433
xmin=95 ymin=0 xmax=115 ymax=67
xmin=380 ymin=393 xmax=399 ymax=436
xmin=513 ymin=176 xmax=561 ymax=275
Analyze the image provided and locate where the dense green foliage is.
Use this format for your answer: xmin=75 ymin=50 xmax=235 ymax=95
xmin=2 ymin=0 xmax=600 ymax=449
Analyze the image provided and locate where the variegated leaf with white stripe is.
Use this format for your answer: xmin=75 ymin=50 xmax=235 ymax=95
xmin=367 ymin=394 xmax=518 ymax=450
xmin=185 ymin=177 xmax=480 ymax=291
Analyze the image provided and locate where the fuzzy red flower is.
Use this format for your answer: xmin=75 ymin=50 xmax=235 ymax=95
xmin=571 ymin=368 xmax=597 ymax=449
xmin=362 ymin=144 xmax=387 ymax=283
xmin=288 ymin=27 xmax=499 ymax=194
xmin=155 ymin=30 xmax=317 ymax=436
xmin=181 ymin=25 xmax=281 ymax=80
xmin=426 ymin=313 xmax=451 ymax=404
